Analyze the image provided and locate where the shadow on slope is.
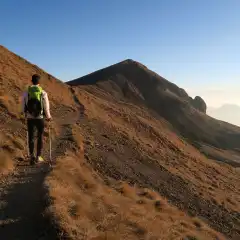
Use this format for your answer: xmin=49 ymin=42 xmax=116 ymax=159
xmin=0 ymin=164 xmax=58 ymax=239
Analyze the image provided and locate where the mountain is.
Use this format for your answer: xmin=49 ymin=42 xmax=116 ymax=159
xmin=68 ymin=59 xmax=240 ymax=167
xmin=208 ymin=104 xmax=240 ymax=127
xmin=0 ymin=46 xmax=239 ymax=239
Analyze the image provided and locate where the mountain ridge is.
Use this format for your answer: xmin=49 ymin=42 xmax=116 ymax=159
xmin=68 ymin=59 xmax=240 ymax=167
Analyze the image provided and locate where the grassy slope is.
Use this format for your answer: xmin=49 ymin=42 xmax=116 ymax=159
xmin=47 ymin=85 xmax=239 ymax=239
xmin=47 ymin=133 xmax=225 ymax=240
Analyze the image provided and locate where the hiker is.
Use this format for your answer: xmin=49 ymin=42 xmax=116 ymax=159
xmin=21 ymin=74 xmax=52 ymax=165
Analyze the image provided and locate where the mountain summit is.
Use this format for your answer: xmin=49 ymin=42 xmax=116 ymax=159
xmin=69 ymin=59 xmax=207 ymax=112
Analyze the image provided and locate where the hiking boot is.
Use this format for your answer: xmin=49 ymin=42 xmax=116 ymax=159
xmin=30 ymin=155 xmax=36 ymax=165
xmin=37 ymin=156 xmax=44 ymax=163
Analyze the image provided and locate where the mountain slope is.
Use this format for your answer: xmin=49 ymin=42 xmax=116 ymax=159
xmin=68 ymin=60 xmax=240 ymax=167
xmin=64 ymin=83 xmax=240 ymax=239
xmin=0 ymin=46 xmax=239 ymax=239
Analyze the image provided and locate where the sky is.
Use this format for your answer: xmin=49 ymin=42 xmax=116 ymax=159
xmin=1 ymin=0 xmax=240 ymax=107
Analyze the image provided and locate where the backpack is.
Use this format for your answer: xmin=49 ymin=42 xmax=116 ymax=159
xmin=26 ymin=85 xmax=44 ymax=117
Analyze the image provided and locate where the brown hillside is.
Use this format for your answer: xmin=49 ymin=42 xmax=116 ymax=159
xmin=68 ymin=60 xmax=240 ymax=167
xmin=0 ymin=46 xmax=239 ymax=239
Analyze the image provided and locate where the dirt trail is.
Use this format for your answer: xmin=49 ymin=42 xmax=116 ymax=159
xmin=0 ymin=108 xmax=80 ymax=240
xmin=0 ymin=164 xmax=56 ymax=240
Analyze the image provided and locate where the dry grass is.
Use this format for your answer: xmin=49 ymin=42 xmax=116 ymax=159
xmin=47 ymin=151 xmax=225 ymax=240
xmin=0 ymin=94 xmax=20 ymax=117
xmin=0 ymin=133 xmax=14 ymax=174
xmin=0 ymin=132 xmax=25 ymax=174
xmin=0 ymin=150 xmax=14 ymax=175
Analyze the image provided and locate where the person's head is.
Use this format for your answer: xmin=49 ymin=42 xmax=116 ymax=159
xmin=32 ymin=74 xmax=41 ymax=85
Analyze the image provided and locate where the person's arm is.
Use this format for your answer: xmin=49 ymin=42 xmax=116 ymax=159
xmin=21 ymin=92 xmax=27 ymax=116
xmin=42 ymin=91 xmax=51 ymax=119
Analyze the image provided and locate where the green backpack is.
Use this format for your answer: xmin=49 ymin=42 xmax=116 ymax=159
xmin=26 ymin=86 xmax=44 ymax=117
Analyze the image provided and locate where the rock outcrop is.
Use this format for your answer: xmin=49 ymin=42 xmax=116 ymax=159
xmin=191 ymin=96 xmax=207 ymax=113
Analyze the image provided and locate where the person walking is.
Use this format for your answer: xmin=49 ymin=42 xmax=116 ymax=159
xmin=21 ymin=74 xmax=52 ymax=165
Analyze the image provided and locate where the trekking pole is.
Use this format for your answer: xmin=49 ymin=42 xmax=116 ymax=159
xmin=26 ymin=128 xmax=29 ymax=158
xmin=49 ymin=122 xmax=52 ymax=167
xmin=25 ymin=116 xmax=29 ymax=158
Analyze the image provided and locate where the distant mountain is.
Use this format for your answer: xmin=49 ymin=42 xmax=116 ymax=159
xmin=207 ymin=104 xmax=240 ymax=126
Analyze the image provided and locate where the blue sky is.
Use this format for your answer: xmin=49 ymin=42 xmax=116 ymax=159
xmin=1 ymin=0 xmax=240 ymax=107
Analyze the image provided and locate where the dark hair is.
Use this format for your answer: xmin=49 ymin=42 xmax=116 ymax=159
xmin=32 ymin=74 xmax=41 ymax=85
